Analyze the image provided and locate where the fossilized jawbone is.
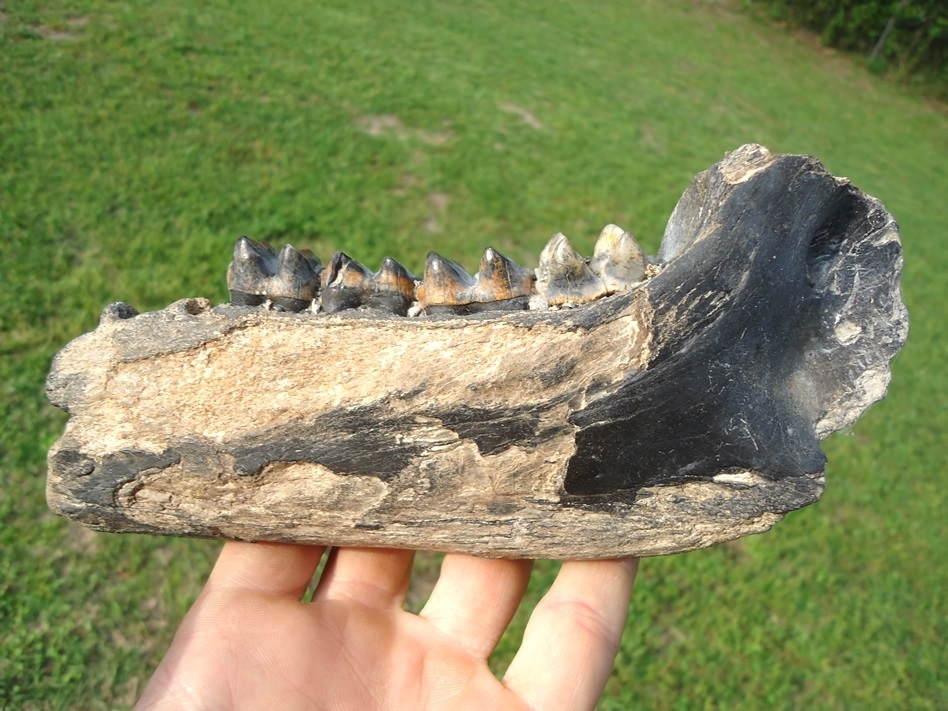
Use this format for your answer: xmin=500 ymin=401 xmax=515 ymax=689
xmin=45 ymin=145 xmax=907 ymax=558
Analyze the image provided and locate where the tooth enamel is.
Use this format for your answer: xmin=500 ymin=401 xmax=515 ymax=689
xmin=227 ymin=237 xmax=278 ymax=306
xmin=471 ymin=247 xmax=535 ymax=304
xmin=266 ymin=245 xmax=321 ymax=311
xmin=535 ymin=233 xmax=606 ymax=306
xmin=373 ymin=257 xmax=416 ymax=294
xmin=589 ymin=224 xmax=646 ymax=293
xmin=365 ymin=258 xmax=417 ymax=316
xmin=416 ymin=252 xmax=476 ymax=312
xmin=320 ymin=252 xmax=374 ymax=313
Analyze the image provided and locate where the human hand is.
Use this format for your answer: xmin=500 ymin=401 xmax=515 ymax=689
xmin=136 ymin=542 xmax=638 ymax=711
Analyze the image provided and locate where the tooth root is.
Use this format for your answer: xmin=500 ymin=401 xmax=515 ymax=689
xmin=365 ymin=257 xmax=417 ymax=316
xmin=227 ymin=236 xmax=278 ymax=306
xmin=319 ymin=252 xmax=374 ymax=313
xmin=471 ymin=247 xmax=535 ymax=307
xmin=535 ymin=233 xmax=606 ymax=306
xmin=589 ymin=224 xmax=646 ymax=293
xmin=265 ymin=245 xmax=322 ymax=312
xmin=416 ymin=252 xmax=476 ymax=314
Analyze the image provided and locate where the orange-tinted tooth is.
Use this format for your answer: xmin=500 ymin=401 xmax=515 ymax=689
xmin=470 ymin=247 xmax=535 ymax=306
xmin=417 ymin=252 xmax=475 ymax=313
xmin=320 ymin=252 xmax=374 ymax=313
xmin=366 ymin=258 xmax=417 ymax=316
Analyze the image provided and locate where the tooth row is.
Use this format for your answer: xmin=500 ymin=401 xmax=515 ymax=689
xmin=226 ymin=225 xmax=649 ymax=316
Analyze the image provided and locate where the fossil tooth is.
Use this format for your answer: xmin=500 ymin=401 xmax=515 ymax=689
xmin=416 ymin=252 xmax=477 ymax=314
xmin=227 ymin=236 xmax=277 ymax=306
xmin=320 ymin=254 xmax=417 ymax=315
xmin=267 ymin=245 xmax=322 ymax=312
xmin=320 ymin=252 xmax=375 ymax=314
xmin=469 ymin=247 xmax=535 ymax=309
xmin=535 ymin=232 xmax=606 ymax=306
xmin=365 ymin=257 xmax=417 ymax=316
xmin=589 ymin=224 xmax=646 ymax=292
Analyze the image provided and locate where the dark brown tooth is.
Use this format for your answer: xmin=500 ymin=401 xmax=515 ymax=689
xmin=589 ymin=224 xmax=646 ymax=293
xmin=227 ymin=236 xmax=277 ymax=306
xmin=416 ymin=252 xmax=475 ymax=314
xmin=364 ymin=257 xmax=417 ymax=316
xmin=268 ymin=245 xmax=322 ymax=312
xmin=469 ymin=247 xmax=534 ymax=309
xmin=535 ymin=232 xmax=607 ymax=306
xmin=320 ymin=252 xmax=374 ymax=313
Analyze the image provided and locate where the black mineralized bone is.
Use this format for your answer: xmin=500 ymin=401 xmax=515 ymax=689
xmin=45 ymin=145 xmax=907 ymax=559
xmin=565 ymin=145 xmax=907 ymax=495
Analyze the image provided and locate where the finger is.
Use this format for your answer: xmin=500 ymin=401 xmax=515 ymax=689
xmin=503 ymin=558 xmax=638 ymax=711
xmin=312 ymin=546 xmax=415 ymax=609
xmin=205 ymin=540 xmax=326 ymax=600
xmin=420 ymin=554 xmax=533 ymax=659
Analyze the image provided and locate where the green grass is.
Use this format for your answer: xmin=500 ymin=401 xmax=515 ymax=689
xmin=2 ymin=0 xmax=946 ymax=707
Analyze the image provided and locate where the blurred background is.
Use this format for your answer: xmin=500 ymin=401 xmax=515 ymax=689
xmin=2 ymin=0 xmax=945 ymax=708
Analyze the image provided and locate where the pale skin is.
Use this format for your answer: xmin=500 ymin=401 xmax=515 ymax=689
xmin=136 ymin=542 xmax=639 ymax=711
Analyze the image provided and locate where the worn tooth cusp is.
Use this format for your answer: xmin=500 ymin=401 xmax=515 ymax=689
xmin=417 ymin=249 xmax=533 ymax=314
xmin=227 ymin=237 xmax=278 ymax=306
xmin=469 ymin=248 xmax=535 ymax=310
xmin=535 ymin=232 xmax=607 ymax=306
xmin=416 ymin=252 xmax=476 ymax=314
xmin=268 ymin=245 xmax=322 ymax=312
xmin=589 ymin=224 xmax=646 ymax=293
xmin=366 ymin=257 xmax=418 ymax=316
xmin=320 ymin=252 xmax=375 ymax=314
xmin=319 ymin=254 xmax=418 ymax=316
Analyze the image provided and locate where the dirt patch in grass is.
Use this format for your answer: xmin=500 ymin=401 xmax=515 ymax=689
xmin=498 ymin=103 xmax=543 ymax=130
xmin=66 ymin=523 xmax=102 ymax=556
xmin=356 ymin=114 xmax=453 ymax=146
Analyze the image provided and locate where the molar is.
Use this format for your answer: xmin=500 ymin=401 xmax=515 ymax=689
xmin=416 ymin=252 xmax=477 ymax=314
xmin=320 ymin=254 xmax=418 ymax=316
xmin=418 ymin=249 xmax=533 ymax=314
xmin=320 ymin=252 xmax=375 ymax=313
xmin=470 ymin=248 xmax=535 ymax=308
xmin=589 ymin=224 xmax=646 ymax=293
xmin=268 ymin=245 xmax=322 ymax=312
xmin=535 ymin=233 xmax=607 ymax=306
xmin=227 ymin=237 xmax=278 ymax=306
xmin=365 ymin=257 xmax=418 ymax=316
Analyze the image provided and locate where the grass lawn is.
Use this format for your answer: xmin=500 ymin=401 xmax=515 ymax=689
xmin=2 ymin=0 xmax=946 ymax=708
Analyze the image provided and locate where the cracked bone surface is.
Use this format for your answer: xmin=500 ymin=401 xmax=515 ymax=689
xmin=45 ymin=145 xmax=908 ymax=559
